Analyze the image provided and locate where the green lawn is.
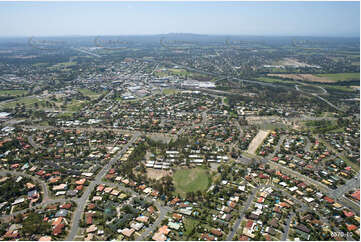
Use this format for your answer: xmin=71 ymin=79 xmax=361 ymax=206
xmin=315 ymin=73 xmax=360 ymax=82
xmin=78 ymin=88 xmax=98 ymax=96
xmin=322 ymin=85 xmax=355 ymax=92
xmin=1 ymin=96 xmax=39 ymax=108
xmin=255 ymin=77 xmax=297 ymax=84
xmin=0 ymin=89 xmax=28 ymax=96
xmin=183 ymin=217 xmax=200 ymax=239
xmin=162 ymin=88 xmax=179 ymax=95
xmin=173 ymin=167 xmax=210 ymax=197
xmin=78 ymin=88 xmax=105 ymax=99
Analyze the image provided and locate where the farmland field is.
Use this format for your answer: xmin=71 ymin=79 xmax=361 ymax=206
xmin=255 ymin=77 xmax=297 ymax=84
xmin=268 ymin=73 xmax=360 ymax=83
xmin=173 ymin=167 xmax=210 ymax=197
xmin=315 ymin=73 xmax=360 ymax=82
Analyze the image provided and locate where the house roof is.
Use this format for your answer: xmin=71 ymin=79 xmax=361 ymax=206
xmin=346 ymin=224 xmax=357 ymax=232
xmin=351 ymin=190 xmax=360 ymax=201
xmin=158 ymin=225 xmax=170 ymax=235
xmin=246 ymin=220 xmax=254 ymax=229
xmin=323 ymin=196 xmax=335 ymax=203
xmin=343 ymin=210 xmax=355 ymax=218
xmin=52 ymin=223 xmax=65 ymax=236
xmin=52 ymin=217 xmax=63 ymax=226
xmin=38 ymin=236 xmax=52 ymax=241
xmin=210 ymin=228 xmax=222 ymax=236
xmin=152 ymin=232 xmax=167 ymax=241
xmin=239 ymin=235 xmax=249 ymax=241
xmin=120 ymin=228 xmax=135 ymax=237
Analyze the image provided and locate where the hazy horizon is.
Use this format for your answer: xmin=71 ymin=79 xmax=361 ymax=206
xmin=0 ymin=1 xmax=360 ymax=38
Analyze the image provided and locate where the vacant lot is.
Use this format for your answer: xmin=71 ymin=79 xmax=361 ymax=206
xmin=247 ymin=130 xmax=270 ymax=155
xmin=162 ymin=88 xmax=180 ymax=95
xmin=146 ymin=168 xmax=172 ymax=180
xmin=174 ymin=167 xmax=210 ymax=197
xmin=268 ymin=72 xmax=360 ymax=83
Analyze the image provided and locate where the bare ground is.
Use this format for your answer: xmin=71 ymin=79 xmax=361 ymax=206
xmin=146 ymin=168 xmax=172 ymax=180
xmin=247 ymin=130 xmax=270 ymax=155
xmin=267 ymin=73 xmax=335 ymax=83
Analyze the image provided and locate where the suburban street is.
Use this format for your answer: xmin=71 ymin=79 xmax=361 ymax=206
xmin=282 ymin=212 xmax=295 ymax=241
xmin=66 ymin=132 xmax=141 ymax=240
xmin=0 ymin=170 xmax=49 ymax=203
xmin=226 ymin=185 xmax=263 ymax=241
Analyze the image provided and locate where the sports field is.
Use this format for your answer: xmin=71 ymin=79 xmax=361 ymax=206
xmin=173 ymin=167 xmax=210 ymax=197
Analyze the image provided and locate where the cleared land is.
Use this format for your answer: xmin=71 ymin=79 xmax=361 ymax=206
xmin=162 ymin=88 xmax=180 ymax=95
xmin=146 ymin=168 xmax=172 ymax=180
xmin=268 ymin=73 xmax=360 ymax=83
xmin=247 ymin=129 xmax=270 ymax=155
xmin=173 ymin=167 xmax=210 ymax=197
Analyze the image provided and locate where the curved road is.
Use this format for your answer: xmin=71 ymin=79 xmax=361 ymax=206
xmin=0 ymin=170 xmax=49 ymax=203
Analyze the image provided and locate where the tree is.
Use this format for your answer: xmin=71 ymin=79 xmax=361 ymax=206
xmin=22 ymin=212 xmax=51 ymax=236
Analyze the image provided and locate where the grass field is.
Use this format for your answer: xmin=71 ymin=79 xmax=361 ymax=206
xmin=168 ymin=68 xmax=188 ymax=75
xmin=0 ymin=89 xmax=28 ymax=96
xmin=268 ymin=73 xmax=359 ymax=83
xmin=162 ymin=88 xmax=179 ymax=95
xmin=78 ymin=88 xmax=105 ymax=99
xmin=256 ymin=77 xmax=297 ymax=84
xmin=315 ymin=73 xmax=360 ymax=82
xmin=322 ymin=85 xmax=355 ymax=92
xmin=173 ymin=167 xmax=210 ymax=197
xmin=1 ymin=96 xmax=39 ymax=108
xmin=183 ymin=217 xmax=200 ymax=239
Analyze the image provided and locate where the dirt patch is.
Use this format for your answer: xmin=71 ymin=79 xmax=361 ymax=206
xmin=279 ymin=58 xmax=321 ymax=68
xmin=246 ymin=115 xmax=280 ymax=123
xmin=147 ymin=133 xmax=175 ymax=144
xmin=146 ymin=168 xmax=172 ymax=180
xmin=267 ymin=74 xmax=335 ymax=83
xmin=247 ymin=130 xmax=270 ymax=155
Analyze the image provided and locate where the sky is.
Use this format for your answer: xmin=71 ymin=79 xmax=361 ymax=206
xmin=0 ymin=1 xmax=359 ymax=37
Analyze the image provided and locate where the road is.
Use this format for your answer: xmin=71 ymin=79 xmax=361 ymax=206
xmin=27 ymin=135 xmax=44 ymax=150
xmin=331 ymin=173 xmax=360 ymax=199
xmin=71 ymin=47 xmax=101 ymax=58
xmin=0 ymin=198 xmax=74 ymax=220
xmin=22 ymin=125 xmax=136 ymax=135
xmin=282 ymin=212 xmax=295 ymax=241
xmin=101 ymin=181 xmax=172 ymax=241
xmin=269 ymin=161 xmax=360 ymax=215
xmin=226 ymin=185 xmax=263 ymax=241
xmin=266 ymin=135 xmax=286 ymax=160
xmin=295 ymin=84 xmax=341 ymax=111
xmin=66 ymin=132 xmax=141 ymax=241
xmin=311 ymin=93 xmax=343 ymax=112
